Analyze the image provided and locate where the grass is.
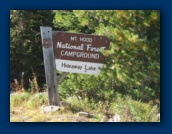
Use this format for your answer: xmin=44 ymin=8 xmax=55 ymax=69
xmin=10 ymin=91 xmax=160 ymax=122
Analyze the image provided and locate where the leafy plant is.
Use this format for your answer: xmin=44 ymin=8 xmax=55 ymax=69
xmin=54 ymin=10 xmax=160 ymax=103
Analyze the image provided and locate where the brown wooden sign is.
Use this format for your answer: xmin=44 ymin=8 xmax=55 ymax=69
xmin=40 ymin=27 xmax=110 ymax=106
xmin=53 ymin=32 xmax=110 ymax=63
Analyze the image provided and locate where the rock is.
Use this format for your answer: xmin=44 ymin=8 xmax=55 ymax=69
xmin=113 ymin=114 xmax=121 ymax=122
xmin=60 ymin=101 xmax=71 ymax=109
xmin=78 ymin=112 xmax=89 ymax=117
xmin=71 ymin=107 xmax=84 ymax=112
xmin=42 ymin=105 xmax=60 ymax=113
xmin=88 ymin=113 xmax=95 ymax=118
xmin=157 ymin=113 xmax=160 ymax=120
xmin=78 ymin=111 xmax=95 ymax=118
xmin=101 ymin=114 xmax=121 ymax=122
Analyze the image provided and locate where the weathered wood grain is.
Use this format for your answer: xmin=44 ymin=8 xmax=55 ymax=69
xmin=40 ymin=26 xmax=60 ymax=106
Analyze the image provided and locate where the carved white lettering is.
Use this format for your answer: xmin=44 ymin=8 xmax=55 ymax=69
xmin=80 ymin=37 xmax=92 ymax=42
xmin=61 ymin=50 xmax=65 ymax=56
xmin=71 ymin=36 xmax=77 ymax=41
xmin=57 ymin=42 xmax=84 ymax=50
xmin=86 ymin=44 xmax=106 ymax=52
xmin=60 ymin=50 xmax=99 ymax=59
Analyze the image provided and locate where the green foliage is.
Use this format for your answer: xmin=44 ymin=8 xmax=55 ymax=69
xmin=10 ymin=92 xmax=31 ymax=107
xmin=10 ymin=10 xmax=160 ymax=122
xmin=29 ymin=67 xmax=39 ymax=93
xmin=10 ymin=10 xmax=55 ymax=89
xmin=54 ymin=10 xmax=160 ymax=102
xmin=10 ymin=91 xmax=48 ymax=108
xmin=109 ymin=95 xmax=159 ymax=122
xmin=10 ymin=10 xmax=160 ymax=102
xmin=10 ymin=92 xmax=159 ymax=122
xmin=27 ymin=93 xmax=48 ymax=108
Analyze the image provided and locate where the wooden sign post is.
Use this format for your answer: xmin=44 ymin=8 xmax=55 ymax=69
xmin=40 ymin=26 xmax=60 ymax=106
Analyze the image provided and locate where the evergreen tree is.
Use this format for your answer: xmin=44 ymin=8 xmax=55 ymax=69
xmin=10 ymin=10 xmax=55 ymax=90
xmin=53 ymin=10 xmax=160 ymax=102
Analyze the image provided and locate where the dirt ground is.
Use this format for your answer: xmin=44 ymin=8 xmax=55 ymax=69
xmin=10 ymin=106 xmax=100 ymax=122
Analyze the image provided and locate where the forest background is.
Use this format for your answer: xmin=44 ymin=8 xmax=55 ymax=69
xmin=10 ymin=10 xmax=160 ymax=122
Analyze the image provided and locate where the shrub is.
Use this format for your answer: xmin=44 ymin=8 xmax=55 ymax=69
xmin=10 ymin=92 xmax=30 ymax=107
xmin=27 ymin=93 xmax=48 ymax=108
xmin=110 ymin=96 xmax=160 ymax=122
